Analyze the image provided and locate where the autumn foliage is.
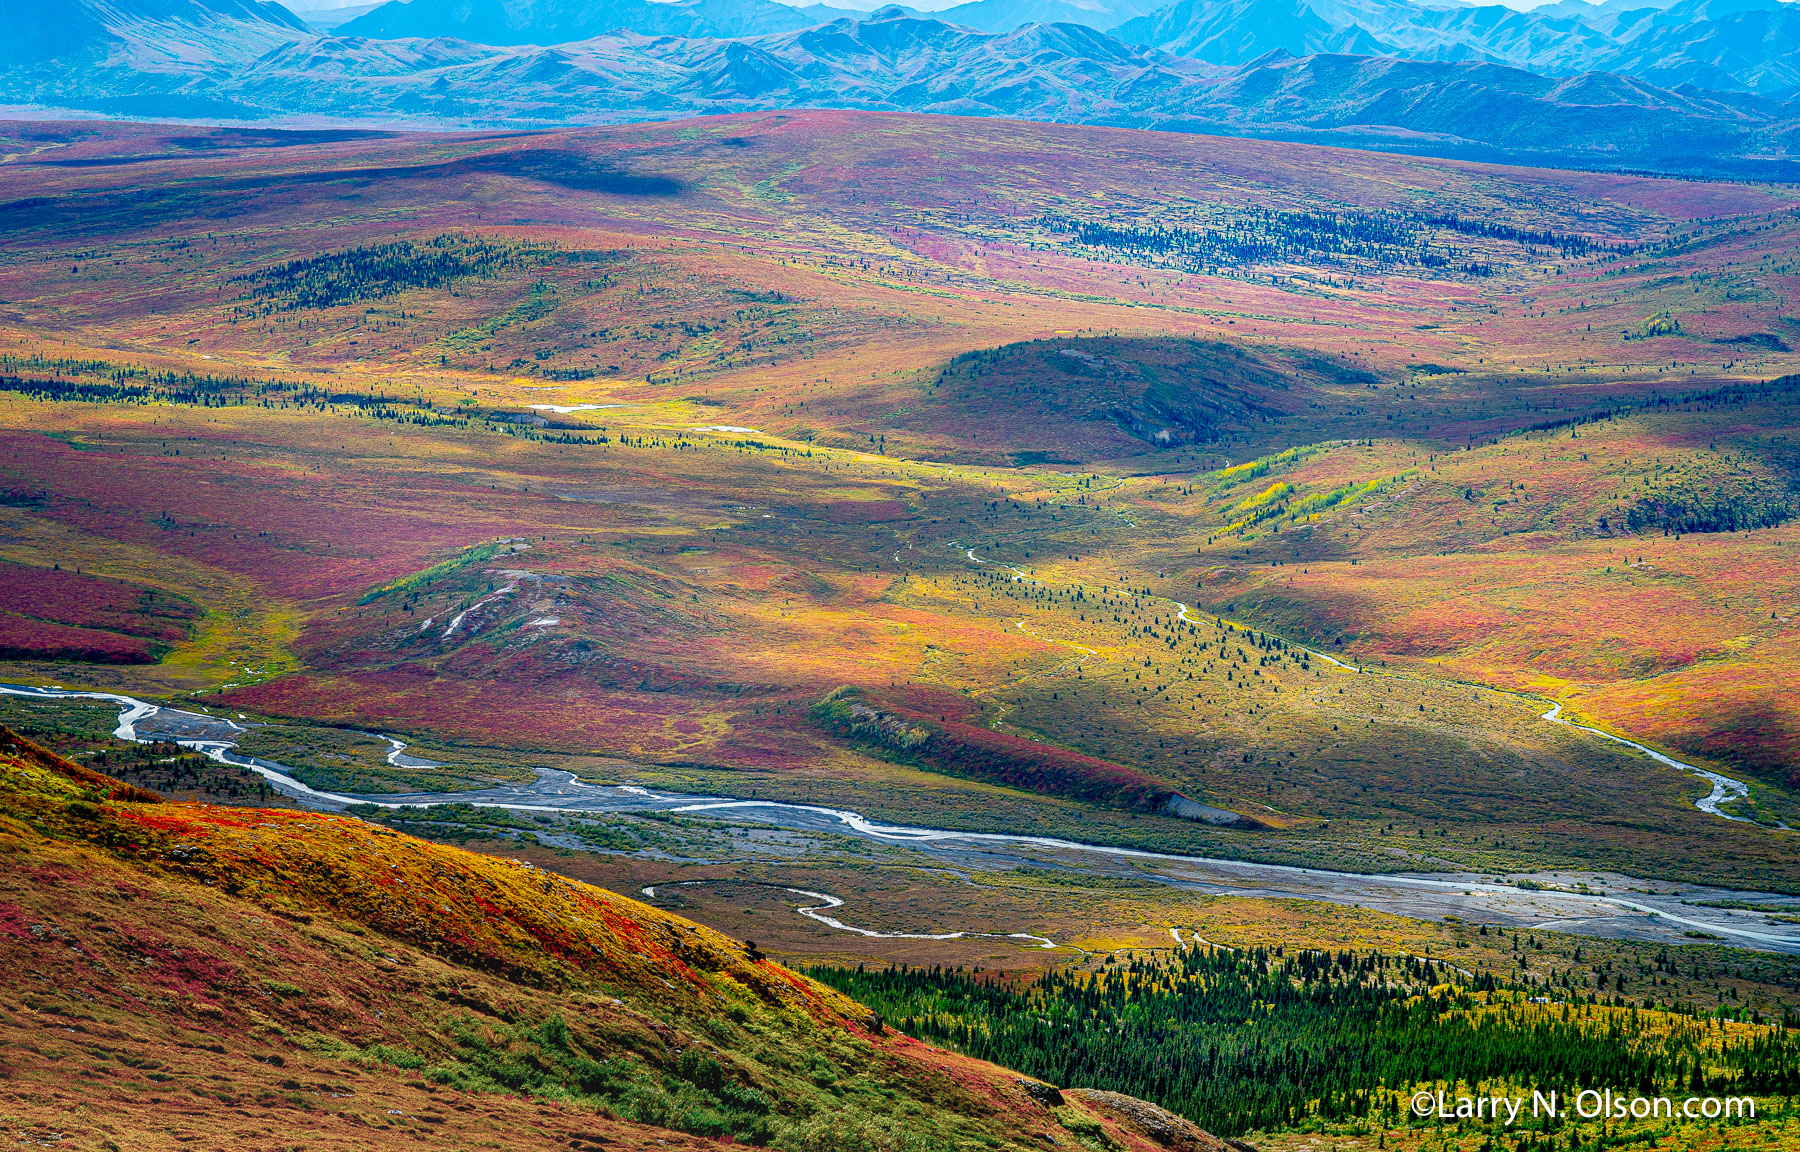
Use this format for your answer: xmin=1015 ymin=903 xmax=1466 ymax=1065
xmin=813 ymin=685 xmax=1183 ymax=814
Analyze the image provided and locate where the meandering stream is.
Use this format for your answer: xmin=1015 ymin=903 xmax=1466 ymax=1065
xmin=6 ymin=683 xmax=1798 ymax=956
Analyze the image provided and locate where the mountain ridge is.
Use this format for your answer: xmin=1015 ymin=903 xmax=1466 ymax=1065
xmin=3 ymin=0 xmax=1798 ymax=177
xmin=296 ymin=0 xmax=1800 ymax=94
xmin=1116 ymin=0 xmax=1800 ymax=93
xmin=5 ymin=0 xmax=309 ymax=68
xmin=1112 ymin=0 xmax=1392 ymax=65
xmin=338 ymin=0 xmax=831 ymax=44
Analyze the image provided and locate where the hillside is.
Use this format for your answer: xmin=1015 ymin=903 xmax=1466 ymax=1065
xmin=0 ymin=725 xmax=1175 ymax=1150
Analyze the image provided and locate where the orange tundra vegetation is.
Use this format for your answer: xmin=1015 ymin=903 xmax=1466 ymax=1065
xmin=1191 ymin=391 xmax=1800 ymax=801
xmin=0 ymin=726 xmax=1192 ymax=1151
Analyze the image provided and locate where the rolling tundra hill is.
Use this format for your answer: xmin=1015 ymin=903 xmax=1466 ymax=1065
xmin=0 ymin=725 xmax=1166 ymax=1150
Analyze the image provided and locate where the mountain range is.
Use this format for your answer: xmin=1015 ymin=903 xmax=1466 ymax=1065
xmin=1109 ymin=0 xmax=1800 ymax=93
xmin=334 ymin=0 xmax=857 ymax=42
xmin=3 ymin=0 xmax=1797 ymax=175
xmin=328 ymin=0 xmax=1166 ymax=38
xmin=318 ymin=0 xmax=1800 ymax=94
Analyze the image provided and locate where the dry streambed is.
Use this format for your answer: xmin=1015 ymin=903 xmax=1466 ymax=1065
xmin=6 ymin=683 xmax=1797 ymax=956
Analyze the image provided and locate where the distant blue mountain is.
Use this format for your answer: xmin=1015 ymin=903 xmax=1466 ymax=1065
xmin=1598 ymin=0 xmax=1800 ymax=93
xmin=1116 ymin=0 xmax=1800 ymax=93
xmin=931 ymin=0 xmax=1159 ymax=33
xmin=1112 ymin=0 xmax=1390 ymax=63
xmin=6 ymin=0 xmax=306 ymax=66
xmin=337 ymin=0 xmax=825 ymax=42
xmin=5 ymin=0 xmax=1799 ymax=176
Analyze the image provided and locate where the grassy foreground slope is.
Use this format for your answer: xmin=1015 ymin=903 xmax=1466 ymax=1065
xmin=0 ymin=727 xmax=1166 ymax=1152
